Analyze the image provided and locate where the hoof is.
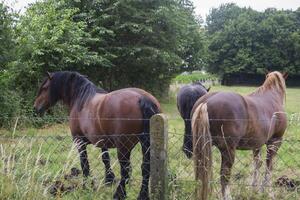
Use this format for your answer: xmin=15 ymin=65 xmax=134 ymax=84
xmin=113 ymin=192 xmax=126 ymax=200
xmin=113 ymin=186 xmax=126 ymax=200
xmin=137 ymin=191 xmax=149 ymax=200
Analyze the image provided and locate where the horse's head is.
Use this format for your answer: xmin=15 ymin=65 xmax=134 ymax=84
xmin=34 ymin=72 xmax=53 ymax=116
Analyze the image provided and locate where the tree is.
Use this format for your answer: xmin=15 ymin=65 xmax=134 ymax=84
xmin=57 ymin=0 xmax=205 ymax=94
xmin=206 ymin=3 xmax=244 ymax=34
xmin=0 ymin=3 xmax=15 ymax=70
xmin=0 ymin=3 xmax=21 ymax=127
xmin=0 ymin=0 xmax=204 ymax=126
xmin=11 ymin=0 xmax=102 ymax=95
xmin=206 ymin=4 xmax=300 ymax=78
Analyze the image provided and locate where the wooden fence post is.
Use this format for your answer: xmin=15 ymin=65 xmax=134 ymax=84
xmin=150 ymin=113 xmax=168 ymax=200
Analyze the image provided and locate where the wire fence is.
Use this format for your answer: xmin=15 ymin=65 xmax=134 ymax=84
xmin=0 ymin=115 xmax=300 ymax=199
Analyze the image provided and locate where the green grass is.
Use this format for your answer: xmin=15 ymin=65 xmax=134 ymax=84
xmin=0 ymin=85 xmax=300 ymax=199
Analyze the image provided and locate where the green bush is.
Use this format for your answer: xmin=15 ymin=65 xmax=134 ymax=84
xmin=0 ymin=73 xmax=21 ymax=128
xmin=173 ymin=71 xmax=219 ymax=84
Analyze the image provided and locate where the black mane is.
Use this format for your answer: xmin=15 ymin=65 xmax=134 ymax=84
xmin=48 ymin=71 xmax=107 ymax=110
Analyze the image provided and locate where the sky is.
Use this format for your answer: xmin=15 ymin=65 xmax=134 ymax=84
xmin=193 ymin=0 xmax=300 ymax=20
xmin=5 ymin=0 xmax=300 ymax=21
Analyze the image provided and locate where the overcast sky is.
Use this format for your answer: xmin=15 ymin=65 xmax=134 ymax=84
xmin=6 ymin=0 xmax=300 ymax=21
xmin=193 ymin=0 xmax=300 ymax=20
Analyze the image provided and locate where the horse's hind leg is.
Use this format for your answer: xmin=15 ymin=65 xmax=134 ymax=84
xmin=251 ymin=148 xmax=262 ymax=190
xmin=220 ymin=147 xmax=235 ymax=200
xmin=101 ymin=147 xmax=116 ymax=184
xmin=113 ymin=147 xmax=131 ymax=200
xmin=261 ymin=137 xmax=282 ymax=196
xmin=137 ymin=134 xmax=150 ymax=200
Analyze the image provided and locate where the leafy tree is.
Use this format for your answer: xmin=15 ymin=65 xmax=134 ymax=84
xmin=11 ymin=0 xmax=102 ymax=97
xmin=0 ymin=0 xmax=205 ymax=127
xmin=62 ymin=0 xmax=205 ymax=94
xmin=8 ymin=0 xmax=204 ymax=97
xmin=206 ymin=3 xmax=244 ymax=34
xmin=206 ymin=4 xmax=300 ymax=78
xmin=0 ymin=3 xmax=20 ymax=127
xmin=0 ymin=3 xmax=15 ymax=69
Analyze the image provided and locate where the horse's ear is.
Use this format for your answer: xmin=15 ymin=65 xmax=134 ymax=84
xmin=46 ymin=72 xmax=53 ymax=80
xmin=206 ymin=86 xmax=211 ymax=92
xmin=265 ymin=69 xmax=270 ymax=77
xmin=282 ymin=72 xmax=288 ymax=80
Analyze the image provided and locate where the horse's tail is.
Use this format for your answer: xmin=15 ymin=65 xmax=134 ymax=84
xmin=139 ymin=96 xmax=161 ymax=134
xmin=192 ymin=103 xmax=212 ymax=200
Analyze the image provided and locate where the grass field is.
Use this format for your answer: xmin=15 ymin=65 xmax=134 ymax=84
xmin=0 ymin=85 xmax=300 ymax=200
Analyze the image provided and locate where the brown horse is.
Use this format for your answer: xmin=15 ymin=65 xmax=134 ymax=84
xmin=191 ymin=71 xmax=288 ymax=200
xmin=34 ymin=71 xmax=161 ymax=200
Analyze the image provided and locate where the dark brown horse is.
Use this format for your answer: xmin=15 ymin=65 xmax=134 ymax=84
xmin=176 ymin=81 xmax=210 ymax=158
xmin=34 ymin=71 xmax=161 ymax=200
xmin=191 ymin=71 xmax=288 ymax=200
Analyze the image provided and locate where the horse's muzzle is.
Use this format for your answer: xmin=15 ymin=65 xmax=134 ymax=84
xmin=33 ymin=106 xmax=45 ymax=117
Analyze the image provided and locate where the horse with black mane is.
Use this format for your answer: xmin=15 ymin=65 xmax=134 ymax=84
xmin=191 ymin=71 xmax=288 ymax=200
xmin=34 ymin=71 xmax=161 ymax=200
xmin=177 ymin=81 xmax=210 ymax=158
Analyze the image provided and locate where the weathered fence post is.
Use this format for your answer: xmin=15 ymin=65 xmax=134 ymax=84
xmin=150 ymin=113 xmax=168 ymax=200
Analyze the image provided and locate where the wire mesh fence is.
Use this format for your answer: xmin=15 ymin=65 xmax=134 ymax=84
xmin=0 ymin=135 xmax=147 ymax=199
xmin=0 ymin=115 xmax=300 ymax=199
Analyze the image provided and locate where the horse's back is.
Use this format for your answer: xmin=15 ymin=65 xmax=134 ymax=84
xmin=193 ymin=91 xmax=286 ymax=149
xmin=193 ymin=91 xmax=250 ymax=148
xmin=72 ymin=88 xmax=160 ymax=148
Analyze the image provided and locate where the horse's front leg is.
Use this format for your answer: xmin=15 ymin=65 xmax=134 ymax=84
xmin=74 ymin=138 xmax=90 ymax=177
xmin=101 ymin=147 xmax=116 ymax=184
xmin=220 ymin=147 xmax=235 ymax=200
xmin=113 ymin=147 xmax=131 ymax=200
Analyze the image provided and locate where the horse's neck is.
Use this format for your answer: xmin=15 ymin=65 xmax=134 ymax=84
xmin=69 ymin=93 xmax=106 ymax=118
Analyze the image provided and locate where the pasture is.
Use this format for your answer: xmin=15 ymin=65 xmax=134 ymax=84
xmin=0 ymin=85 xmax=300 ymax=200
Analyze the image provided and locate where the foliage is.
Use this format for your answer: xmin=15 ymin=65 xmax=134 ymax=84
xmin=206 ymin=4 xmax=300 ymax=77
xmin=0 ymin=0 xmax=204 ymax=127
xmin=0 ymin=3 xmax=15 ymax=68
xmin=0 ymin=3 xmax=20 ymax=127
xmin=11 ymin=0 xmax=101 ymax=97
xmin=9 ymin=0 xmax=205 ymax=97
xmin=62 ymin=0 xmax=205 ymax=94
xmin=173 ymin=71 xmax=218 ymax=84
